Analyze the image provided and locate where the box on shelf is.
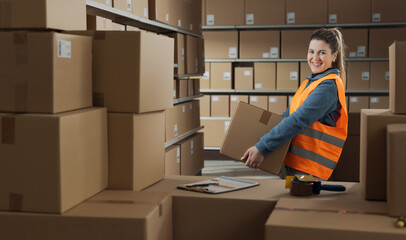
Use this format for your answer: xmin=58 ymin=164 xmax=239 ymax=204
xmin=370 ymin=61 xmax=389 ymax=90
xmin=177 ymin=133 xmax=204 ymax=175
xmin=190 ymin=100 xmax=201 ymax=131
xmin=346 ymin=62 xmax=370 ymax=90
xmin=87 ymin=15 xmax=125 ymax=31
xmin=185 ymin=35 xmax=199 ymax=74
xmin=166 ymin=33 xmax=185 ymax=75
xmin=235 ymin=67 xmax=254 ymax=90
xmin=299 ymin=62 xmax=312 ymax=84
xmin=192 ymin=79 xmax=200 ymax=96
xmin=201 ymin=119 xmax=230 ymax=148
xmin=165 ymin=105 xmax=180 ymax=142
xmin=199 ymin=95 xmax=211 ymax=117
xmin=199 ymin=63 xmax=210 ymax=89
xmin=177 ymin=79 xmax=188 ymax=98
xmin=203 ymin=31 xmax=238 ymax=59
xmin=0 ymin=32 xmax=92 ymax=114
xmin=184 ymin=0 xmax=203 ymax=35
xmin=126 ymin=25 xmax=141 ymax=31
xmin=327 ymin=0 xmax=371 ymax=23
xmin=249 ymin=96 xmax=268 ymax=110
xmin=254 ymin=62 xmax=276 ymax=90
xmin=329 ymin=135 xmax=360 ymax=182
xmin=389 ymin=41 xmax=406 ymax=114
xmin=268 ymin=96 xmax=287 ymax=115
xmin=187 ymin=79 xmax=194 ymax=96
xmin=369 ymin=28 xmax=406 ymax=58
xmin=341 ymin=29 xmax=368 ymax=58
xmin=281 ymin=30 xmax=314 ymax=59
xmin=148 ymin=0 xmax=174 ymax=26
xmin=108 ymin=111 xmax=165 ymax=191
xmin=245 ymin=0 xmax=285 ymax=25
xmin=230 ymin=95 xmax=249 ymax=117
xmin=0 ymin=108 xmax=108 ymax=213
xmin=113 ymin=0 xmax=133 ymax=13
xmin=276 ymin=62 xmax=299 ymax=90
xmin=211 ymin=95 xmax=229 ymax=117
xmin=285 ymin=0 xmax=327 ymax=24
xmin=349 ymin=96 xmax=369 ymax=113
xmin=205 ymin=0 xmax=244 ymax=26
xmin=93 ymin=0 xmax=113 ymax=7
xmin=165 ymin=144 xmax=181 ymax=175
xmin=197 ymin=37 xmax=205 ymax=74
xmin=133 ymin=0 xmax=149 ymax=19
xmin=370 ymin=96 xmax=389 ymax=109
xmin=210 ymin=62 xmax=232 ymax=90
xmin=239 ymin=31 xmax=280 ymax=59
xmin=371 ymin=0 xmax=406 ymax=23
xmin=173 ymin=80 xmax=177 ymax=99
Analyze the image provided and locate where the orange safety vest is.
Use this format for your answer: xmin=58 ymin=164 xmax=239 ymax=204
xmin=284 ymin=73 xmax=348 ymax=180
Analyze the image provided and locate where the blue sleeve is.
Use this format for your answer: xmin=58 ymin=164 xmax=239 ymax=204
xmin=281 ymin=106 xmax=290 ymax=117
xmin=255 ymin=80 xmax=338 ymax=156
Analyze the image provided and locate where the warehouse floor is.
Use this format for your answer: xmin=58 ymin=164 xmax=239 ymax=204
xmin=201 ymin=160 xmax=280 ymax=179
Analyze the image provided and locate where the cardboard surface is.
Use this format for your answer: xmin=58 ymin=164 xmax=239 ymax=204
xmin=166 ymin=33 xmax=185 ymax=75
xmin=205 ymin=0 xmax=244 ymax=25
xmin=203 ymin=31 xmax=238 ymax=59
xmin=165 ymin=105 xmax=179 ymax=142
xmin=185 ymin=35 xmax=199 ymax=74
xmin=240 ymin=31 xmax=280 ymax=59
xmin=133 ymin=0 xmax=149 ymax=18
xmin=254 ymin=62 xmax=276 ymax=90
xmin=286 ymin=0 xmax=327 ymax=24
xmin=178 ymin=133 xmax=204 ymax=175
xmin=201 ymin=119 xmax=229 ymax=147
xmin=0 ymin=108 xmax=108 ymax=213
xmin=249 ymin=95 xmax=268 ymax=110
xmin=341 ymin=29 xmax=368 ymax=58
xmin=281 ymin=30 xmax=313 ymax=58
xmin=165 ymin=145 xmax=181 ymax=175
xmin=113 ymin=0 xmax=133 ymax=13
xmin=230 ymin=95 xmax=249 ymax=117
xmin=148 ymin=0 xmax=172 ymax=25
xmin=347 ymin=61 xmax=370 ymax=90
xmin=235 ymin=67 xmax=254 ymax=90
xmin=245 ymin=0 xmax=285 ymax=25
xmin=370 ymin=61 xmax=389 ymax=90
xmin=370 ymin=96 xmax=389 ymax=109
xmin=276 ymin=62 xmax=299 ymax=90
xmin=369 ymin=28 xmax=406 ymax=58
xmin=300 ymin=62 xmax=312 ymax=84
xmin=199 ymin=95 xmax=210 ymax=117
xmin=176 ymin=79 xmax=188 ymax=99
xmin=199 ymin=63 xmax=210 ymax=89
xmin=268 ymin=96 xmax=287 ymax=115
xmin=328 ymin=0 xmax=371 ymax=23
xmin=372 ymin=0 xmax=406 ymax=22
xmin=389 ymin=42 xmax=406 ymax=114
xmin=330 ymin=135 xmax=360 ymax=182
xmin=349 ymin=96 xmax=369 ymax=113
xmin=210 ymin=62 xmax=232 ymax=89
xmin=211 ymin=95 xmax=229 ymax=117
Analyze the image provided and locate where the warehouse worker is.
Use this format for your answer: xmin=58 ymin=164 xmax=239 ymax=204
xmin=242 ymin=28 xmax=348 ymax=180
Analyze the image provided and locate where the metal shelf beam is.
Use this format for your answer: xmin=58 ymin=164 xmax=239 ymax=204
xmin=165 ymin=126 xmax=204 ymax=148
xmin=205 ymin=58 xmax=389 ymax=63
xmin=173 ymin=95 xmax=203 ymax=104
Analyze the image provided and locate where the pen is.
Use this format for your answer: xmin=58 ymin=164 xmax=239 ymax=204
xmin=186 ymin=182 xmax=219 ymax=188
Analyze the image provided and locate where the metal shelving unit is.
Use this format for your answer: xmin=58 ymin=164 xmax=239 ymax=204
xmin=165 ymin=126 xmax=204 ymax=148
xmin=175 ymin=73 xmax=204 ymax=78
xmin=201 ymin=89 xmax=389 ymax=96
xmin=173 ymin=95 xmax=204 ymax=104
xmin=205 ymin=58 xmax=389 ymax=63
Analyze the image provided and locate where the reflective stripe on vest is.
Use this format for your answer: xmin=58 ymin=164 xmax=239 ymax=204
xmin=300 ymin=127 xmax=345 ymax=149
xmin=289 ymin=145 xmax=337 ymax=170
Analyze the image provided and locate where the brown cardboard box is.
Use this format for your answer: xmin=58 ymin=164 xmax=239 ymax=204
xmin=245 ymin=0 xmax=285 ymax=25
xmin=113 ymin=0 xmax=133 ymax=13
xmin=372 ymin=0 xmax=406 ymax=23
xmin=235 ymin=67 xmax=254 ymax=90
xmin=0 ymin=108 xmax=108 ymax=213
xmin=187 ymin=79 xmax=194 ymax=96
xmin=176 ymin=103 xmax=188 ymax=137
xmin=165 ymin=144 xmax=181 ymax=175
xmin=111 ymin=22 xmax=126 ymax=31
xmin=299 ymin=61 xmax=312 ymax=84
xmin=370 ymin=61 xmax=389 ymax=90
xmin=370 ymin=96 xmax=389 ymax=109
xmin=360 ymin=109 xmax=406 ymax=200
xmin=341 ymin=29 xmax=368 ymax=58
xmin=249 ymin=95 xmax=268 ymax=110
xmin=389 ymin=41 xmax=406 ymax=114
xmin=178 ymin=133 xmax=204 ymax=175
xmin=347 ymin=62 xmax=370 ymax=90
xmin=330 ymin=135 xmax=360 ymax=182
xmin=185 ymin=35 xmax=199 ymax=74
xmin=328 ymin=0 xmax=371 ymax=23
xmin=210 ymin=62 xmax=232 ymax=89
xmin=276 ymin=62 xmax=299 ymax=90
xmin=254 ymin=62 xmax=276 ymax=90
xmin=0 ymin=32 xmax=92 ymax=113
xmin=230 ymin=95 xmax=249 ymax=117
xmin=183 ymin=0 xmax=202 ymax=34
xmin=0 ymin=190 xmax=172 ymax=240
xmin=201 ymin=119 xmax=230 ymax=147
xmin=349 ymin=96 xmax=369 ymax=113
xmin=165 ymin=105 xmax=179 ymax=142
xmin=148 ymin=0 xmax=173 ymax=26
xmin=268 ymin=96 xmax=287 ymax=115
xmin=93 ymin=0 xmax=113 ymax=7
xmin=166 ymin=33 xmax=185 ymax=75
xmin=200 ymin=63 xmax=210 ymax=89
xmin=189 ymin=100 xmax=201 ymax=131
xmin=387 ymin=124 xmax=406 ymax=217
xmin=369 ymin=28 xmax=406 ymax=58
xmin=211 ymin=95 xmax=230 ymax=117
xmin=203 ymin=31 xmax=238 ymax=59
xmin=108 ymin=111 xmax=165 ymax=191
xmin=87 ymin=15 xmax=118 ymax=30
xmin=177 ymin=79 xmax=188 ymax=98
xmin=199 ymin=95 xmax=211 ymax=117
xmin=133 ymin=0 xmax=149 ymax=19
xmin=281 ymin=30 xmax=313 ymax=59
xmin=0 ymin=0 xmax=86 ymax=30
xmin=240 ymin=31 xmax=280 ymax=59
xmin=220 ymin=102 xmax=290 ymax=174
xmin=286 ymin=0 xmax=327 ymax=24
xmin=126 ymin=25 xmax=141 ymax=31
xmin=197 ymin=37 xmax=205 ymax=74
xmin=193 ymin=79 xmax=200 ymax=96
xmin=205 ymin=0 xmax=244 ymax=26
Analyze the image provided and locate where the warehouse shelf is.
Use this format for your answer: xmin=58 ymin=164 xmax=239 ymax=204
xmin=173 ymin=94 xmax=204 ymax=104
xmin=200 ymin=117 xmax=232 ymax=121
xmin=165 ymin=126 xmax=204 ymax=148
xmin=201 ymin=89 xmax=389 ymax=95
xmin=200 ymin=89 xmax=236 ymax=93
xmin=204 ymin=147 xmax=221 ymax=151
xmin=205 ymin=58 xmax=389 ymax=63
xmin=175 ymin=73 xmax=204 ymax=78
xmin=86 ymin=0 xmax=202 ymax=38
xmin=345 ymin=90 xmax=389 ymax=96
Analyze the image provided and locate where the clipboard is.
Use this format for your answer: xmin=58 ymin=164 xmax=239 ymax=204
xmin=177 ymin=176 xmax=259 ymax=194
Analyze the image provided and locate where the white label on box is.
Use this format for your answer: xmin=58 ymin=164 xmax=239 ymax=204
xmin=57 ymin=40 xmax=71 ymax=58
xmin=357 ymin=46 xmax=366 ymax=57
xmin=120 ymin=26 xmax=125 ymax=31
xmin=166 ymin=14 xmax=170 ymax=22
xmin=362 ymin=72 xmax=370 ymax=81
xmin=231 ymin=96 xmax=239 ymax=101
xmin=176 ymin=148 xmax=180 ymax=163
xmin=224 ymin=121 xmax=230 ymax=133
xmin=207 ymin=14 xmax=215 ymax=25
xmin=203 ymin=71 xmax=209 ymax=79
xmin=372 ymin=13 xmax=381 ymax=22
xmin=229 ymin=47 xmax=237 ymax=58
xmin=263 ymin=52 xmax=270 ymax=58
xmin=244 ymin=70 xmax=252 ymax=76
xmin=287 ymin=12 xmax=295 ymax=23
xmin=290 ymin=71 xmax=298 ymax=80
xmin=223 ymin=72 xmax=231 ymax=80
xmin=144 ymin=8 xmax=148 ymax=17
xmin=181 ymin=48 xmax=185 ymax=60
xmin=250 ymin=96 xmax=258 ymax=102
xmin=182 ymin=106 xmax=186 ymax=112
xmin=106 ymin=0 xmax=111 ymax=4
xmin=371 ymin=97 xmax=379 ymax=103
xmin=329 ymin=14 xmax=337 ymax=23
xmin=190 ymin=24 xmax=193 ymax=30
xmin=246 ymin=13 xmax=254 ymax=25
xmin=350 ymin=97 xmax=359 ymax=103
xmin=190 ymin=103 xmax=193 ymax=110
xmin=178 ymin=19 xmax=182 ymax=27
xmin=174 ymin=124 xmax=178 ymax=137
xmin=255 ymin=83 xmax=263 ymax=89
xmin=269 ymin=97 xmax=277 ymax=103
xmin=349 ymin=52 xmax=357 ymax=57
xmin=270 ymin=47 xmax=278 ymax=58
xmin=191 ymin=140 xmax=194 ymax=155
xmin=126 ymin=0 xmax=132 ymax=10
xmin=174 ymin=63 xmax=178 ymax=68
xmin=212 ymin=96 xmax=220 ymax=101
xmin=173 ymin=90 xmax=176 ymax=97
xmin=385 ymin=71 xmax=390 ymax=80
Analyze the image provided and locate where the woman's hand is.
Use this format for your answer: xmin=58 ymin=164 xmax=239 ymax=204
xmin=241 ymin=146 xmax=264 ymax=169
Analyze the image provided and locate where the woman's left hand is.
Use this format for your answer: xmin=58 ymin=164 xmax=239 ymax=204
xmin=241 ymin=146 xmax=264 ymax=169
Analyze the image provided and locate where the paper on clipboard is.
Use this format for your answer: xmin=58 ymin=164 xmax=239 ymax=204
xmin=177 ymin=176 xmax=259 ymax=194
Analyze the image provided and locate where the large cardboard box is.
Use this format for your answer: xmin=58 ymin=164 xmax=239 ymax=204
xmin=176 ymin=103 xmax=188 ymax=137
xmin=249 ymin=95 xmax=268 ymax=110
xmin=389 ymin=41 xmax=406 ymax=114
xmin=87 ymin=15 xmax=123 ymax=30
xmin=360 ymin=109 xmax=406 ymax=200
xmin=203 ymin=31 xmax=238 ymax=59
xmin=235 ymin=67 xmax=254 ymax=90
xmin=165 ymin=144 xmax=181 ymax=175
xmin=240 ymin=31 xmax=280 ymax=59
xmin=148 ymin=0 xmax=173 ymax=26
xmin=299 ymin=61 xmax=312 ymax=84
xmin=0 ymin=108 xmax=108 ymax=213
xmin=370 ymin=96 xmax=389 ymax=109
xmin=254 ymin=62 xmax=276 ymax=90
xmin=190 ymin=100 xmax=201 ymax=131
xmin=211 ymin=95 xmax=229 ymax=117
xmin=370 ymin=61 xmax=389 ymax=90
xmin=245 ymin=0 xmax=285 ymax=25
xmin=0 ymin=190 xmax=172 ymax=240
xmin=93 ymin=0 xmax=113 ymax=7
xmin=220 ymin=102 xmax=290 ymax=174
xmin=369 ymin=28 xmax=406 ymax=58
xmin=133 ymin=0 xmax=149 ymax=19
xmin=285 ymin=0 xmax=327 ymax=24
xmin=341 ymin=29 xmax=368 ymax=58
xmin=108 ymin=111 xmax=165 ymax=191
xmin=372 ymin=0 xmax=406 ymax=22
xmin=165 ymin=105 xmax=179 ymax=142
xmin=182 ymin=0 xmax=202 ymax=34
xmin=113 ymin=0 xmax=133 ymax=13
xmin=201 ymin=119 xmax=230 ymax=147
xmin=387 ymin=124 xmax=406 ymax=217
xmin=185 ymin=35 xmax=199 ymax=74
xmin=0 ymin=0 xmax=86 ymax=30
xmin=276 ymin=62 xmax=299 ymax=90
xmin=346 ymin=61 xmax=370 ymax=90
xmin=281 ymin=30 xmax=313 ymax=59
xmin=327 ymin=0 xmax=371 ymax=24
xmin=230 ymin=95 xmax=249 ymax=117
xmin=178 ymin=133 xmax=204 ymax=175
xmin=330 ymin=135 xmax=360 ymax=182
xmin=197 ymin=37 xmax=205 ymax=74
xmin=199 ymin=63 xmax=210 ymax=89
xmin=199 ymin=95 xmax=210 ymax=117
xmin=268 ymin=96 xmax=287 ymax=115
xmin=176 ymin=79 xmax=188 ymax=99
xmin=210 ymin=62 xmax=232 ymax=89
xmin=349 ymin=96 xmax=369 ymax=113
xmin=205 ymin=0 xmax=244 ymax=26
xmin=0 ymin=32 xmax=92 ymax=113
xmin=166 ymin=33 xmax=185 ymax=75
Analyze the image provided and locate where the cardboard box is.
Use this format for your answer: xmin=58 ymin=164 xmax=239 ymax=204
xmin=201 ymin=119 xmax=230 ymax=147
xmin=327 ymin=0 xmax=371 ymax=23
xmin=205 ymin=0 xmax=244 ymax=26
xmin=211 ymin=95 xmax=230 ymax=117
xmin=0 ymin=108 xmax=108 ymax=213
xmin=370 ymin=96 xmax=389 ymax=109
xmin=173 ymin=80 xmax=177 ymax=99
xmin=133 ymin=0 xmax=149 ymax=18
xmin=148 ymin=0 xmax=173 ymax=26
xmin=93 ymin=0 xmax=113 ymax=7
xmin=185 ymin=35 xmax=199 ymax=74
xmin=341 ymin=29 xmax=368 ymax=58
xmin=254 ymin=62 xmax=276 ymax=90
xmin=369 ymin=28 xmax=406 ymax=58
xmin=240 ymin=31 xmax=280 ymax=59
xmin=197 ymin=37 xmax=205 ymax=73
xmin=268 ymin=96 xmax=287 ymax=115
xmin=199 ymin=63 xmax=210 ymax=89
xmin=87 ymin=15 xmax=120 ymax=30
xmin=177 ymin=79 xmax=188 ymax=98
xmin=166 ymin=33 xmax=185 ymax=75
xmin=126 ymin=25 xmax=141 ymax=31
xmin=199 ymin=95 xmax=211 ymax=117
xmin=0 ymin=0 xmax=86 ymax=30
xmin=299 ymin=61 xmax=312 ymax=84
xmin=249 ymin=95 xmax=268 ymax=110
xmin=286 ymin=0 xmax=327 ymax=24
xmin=230 ymin=95 xmax=249 ymax=117
xmin=108 ymin=111 xmax=165 ymax=191
xmin=389 ymin=41 xmax=406 ymax=114
xmin=0 ymin=190 xmax=172 ymax=240
xmin=111 ymin=21 xmax=126 ymax=31
xmin=360 ymin=109 xmax=406 ymax=200
xmin=281 ymin=30 xmax=314 ymax=59
xmin=387 ymin=124 xmax=406 ymax=217
xmin=190 ymin=100 xmax=201 ymax=131
xmin=165 ymin=105 xmax=179 ymax=142
xmin=330 ymin=135 xmax=360 ymax=182
xmin=193 ymin=79 xmax=200 ymax=96
xmin=178 ymin=133 xmax=204 ymax=175
xmin=372 ymin=0 xmax=406 ymax=22
xmin=346 ymin=62 xmax=370 ymax=90
xmin=187 ymin=79 xmax=194 ymax=96
xmin=210 ymin=62 xmax=232 ymax=89
xmin=349 ymin=96 xmax=369 ymax=113
xmin=0 ymin=32 xmax=92 ymax=113
xmin=176 ymin=103 xmax=189 ymax=137
xmin=235 ymin=67 xmax=254 ymax=90
xmin=184 ymin=0 xmax=203 ymax=35
xmin=245 ymin=0 xmax=285 ymax=25
xmin=113 ymin=0 xmax=133 ymax=13
xmin=370 ymin=61 xmax=389 ymax=90
xmin=203 ymin=31 xmax=238 ymax=59
xmin=276 ymin=62 xmax=299 ymax=90
xmin=165 ymin=144 xmax=181 ymax=175
xmin=220 ymin=102 xmax=290 ymax=174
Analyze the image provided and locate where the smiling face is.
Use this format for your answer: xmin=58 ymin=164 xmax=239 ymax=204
xmin=307 ymin=39 xmax=338 ymax=74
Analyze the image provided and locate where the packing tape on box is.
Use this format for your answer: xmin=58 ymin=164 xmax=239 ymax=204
xmin=94 ymin=31 xmax=106 ymax=40
xmin=0 ymin=2 xmax=11 ymax=27
xmin=9 ymin=193 xmax=23 ymax=211
xmin=259 ymin=111 xmax=272 ymax=125
xmin=93 ymin=92 xmax=105 ymax=107
xmin=1 ymin=115 xmax=15 ymax=145
xmin=88 ymin=200 xmax=163 ymax=217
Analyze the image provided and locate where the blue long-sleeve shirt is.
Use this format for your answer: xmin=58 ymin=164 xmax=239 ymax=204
xmin=255 ymin=68 xmax=342 ymax=156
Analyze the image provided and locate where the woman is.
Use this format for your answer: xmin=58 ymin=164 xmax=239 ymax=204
xmin=242 ymin=28 xmax=348 ymax=180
